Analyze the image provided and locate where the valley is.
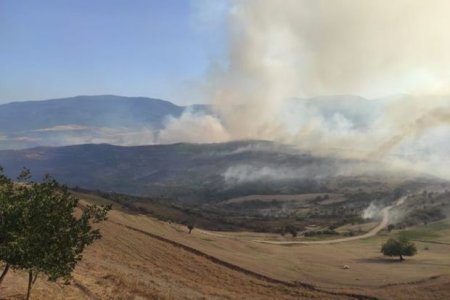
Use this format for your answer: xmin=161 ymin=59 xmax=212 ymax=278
xmin=1 ymin=140 xmax=447 ymax=234
xmin=2 ymin=192 xmax=449 ymax=299
xmin=1 ymin=138 xmax=448 ymax=299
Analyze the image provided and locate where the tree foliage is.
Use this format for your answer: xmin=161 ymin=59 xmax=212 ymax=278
xmin=187 ymin=223 xmax=194 ymax=234
xmin=381 ymin=237 xmax=417 ymax=261
xmin=387 ymin=224 xmax=395 ymax=232
xmin=0 ymin=168 xmax=110 ymax=299
xmin=284 ymin=224 xmax=298 ymax=237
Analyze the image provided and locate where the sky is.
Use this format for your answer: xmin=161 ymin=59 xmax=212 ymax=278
xmin=0 ymin=0 xmax=229 ymax=104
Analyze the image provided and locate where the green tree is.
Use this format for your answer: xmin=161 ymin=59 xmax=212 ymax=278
xmin=284 ymin=224 xmax=298 ymax=238
xmin=387 ymin=224 xmax=395 ymax=232
xmin=0 ymin=167 xmax=18 ymax=285
xmin=0 ymin=168 xmax=110 ymax=299
xmin=381 ymin=237 xmax=417 ymax=261
xmin=187 ymin=223 xmax=194 ymax=234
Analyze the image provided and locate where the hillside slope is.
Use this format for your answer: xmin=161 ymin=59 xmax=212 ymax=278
xmin=0 ymin=141 xmax=440 ymax=203
xmin=0 ymin=141 xmax=343 ymax=199
xmin=0 ymin=203 xmax=353 ymax=300
xmin=2 ymin=195 xmax=450 ymax=299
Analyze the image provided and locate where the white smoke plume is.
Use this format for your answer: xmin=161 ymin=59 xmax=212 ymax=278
xmin=133 ymin=1 xmax=450 ymax=180
xmin=182 ymin=0 xmax=450 ymax=178
xmin=223 ymin=164 xmax=329 ymax=184
xmin=218 ymin=0 xmax=450 ymax=141
xmin=158 ymin=111 xmax=229 ymax=144
xmin=362 ymin=202 xmax=382 ymax=220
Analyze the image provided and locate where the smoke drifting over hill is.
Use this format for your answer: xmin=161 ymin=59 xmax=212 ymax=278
xmin=180 ymin=0 xmax=450 ymax=178
xmin=158 ymin=110 xmax=230 ymax=144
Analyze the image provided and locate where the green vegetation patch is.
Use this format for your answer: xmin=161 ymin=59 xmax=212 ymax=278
xmin=397 ymin=229 xmax=440 ymax=240
xmin=396 ymin=220 xmax=450 ymax=240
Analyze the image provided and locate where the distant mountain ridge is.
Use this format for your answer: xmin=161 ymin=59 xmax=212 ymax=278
xmin=0 ymin=95 xmax=183 ymax=132
xmin=0 ymin=94 xmax=384 ymax=150
xmin=0 ymin=95 xmax=209 ymax=150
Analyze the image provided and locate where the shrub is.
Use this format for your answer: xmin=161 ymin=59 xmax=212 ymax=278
xmin=381 ymin=237 xmax=417 ymax=261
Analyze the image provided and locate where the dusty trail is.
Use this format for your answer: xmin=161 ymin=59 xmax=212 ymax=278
xmin=254 ymin=197 xmax=405 ymax=245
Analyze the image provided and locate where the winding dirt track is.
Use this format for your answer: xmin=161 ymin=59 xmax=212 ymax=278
xmin=254 ymin=197 xmax=404 ymax=245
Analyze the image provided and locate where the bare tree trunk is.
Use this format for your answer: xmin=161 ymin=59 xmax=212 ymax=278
xmin=26 ymin=270 xmax=33 ymax=300
xmin=0 ymin=263 xmax=9 ymax=285
xmin=32 ymin=272 xmax=38 ymax=284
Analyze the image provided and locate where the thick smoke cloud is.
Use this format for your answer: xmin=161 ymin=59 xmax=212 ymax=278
xmin=158 ymin=110 xmax=229 ymax=144
xmin=217 ymin=0 xmax=450 ymax=98
xmin=48 ymin=1 xmax=446 ymax=179
xmin=182 ymin=0 xmax=450 ymax=178
xmin=212 ymin=0 xmax=450 ymax=138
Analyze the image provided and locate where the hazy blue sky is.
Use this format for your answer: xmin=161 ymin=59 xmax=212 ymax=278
xmin=0 ymin=0 xmax=229 ymax=104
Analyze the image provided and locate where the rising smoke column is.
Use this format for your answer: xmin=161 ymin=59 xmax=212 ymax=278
xmin=211 ymin=1 xmax=450 ymax=147
xmin=187 ymin=0 xmax=450 ymax=176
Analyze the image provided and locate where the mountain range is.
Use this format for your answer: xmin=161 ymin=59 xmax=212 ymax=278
xmin=1 ymin=94 xmax=440 ymax=204
xmin=0 ymin=94 xmax=382 ymax=150
xmin=0 ymin=95 xmax=209 ymax=150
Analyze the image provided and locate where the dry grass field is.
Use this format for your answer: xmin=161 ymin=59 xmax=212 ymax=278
xmin=1 ymin=194 xmax=449 ymax=299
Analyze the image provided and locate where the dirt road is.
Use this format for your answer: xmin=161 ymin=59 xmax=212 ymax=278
xmin=254 ymin=197 xmax=404 ymax=245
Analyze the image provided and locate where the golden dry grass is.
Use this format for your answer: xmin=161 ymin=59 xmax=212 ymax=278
xmin=0 ymin=206 xmax=352 ymax=299
xmin=1 ymin=197 xmax=449 ymax=299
